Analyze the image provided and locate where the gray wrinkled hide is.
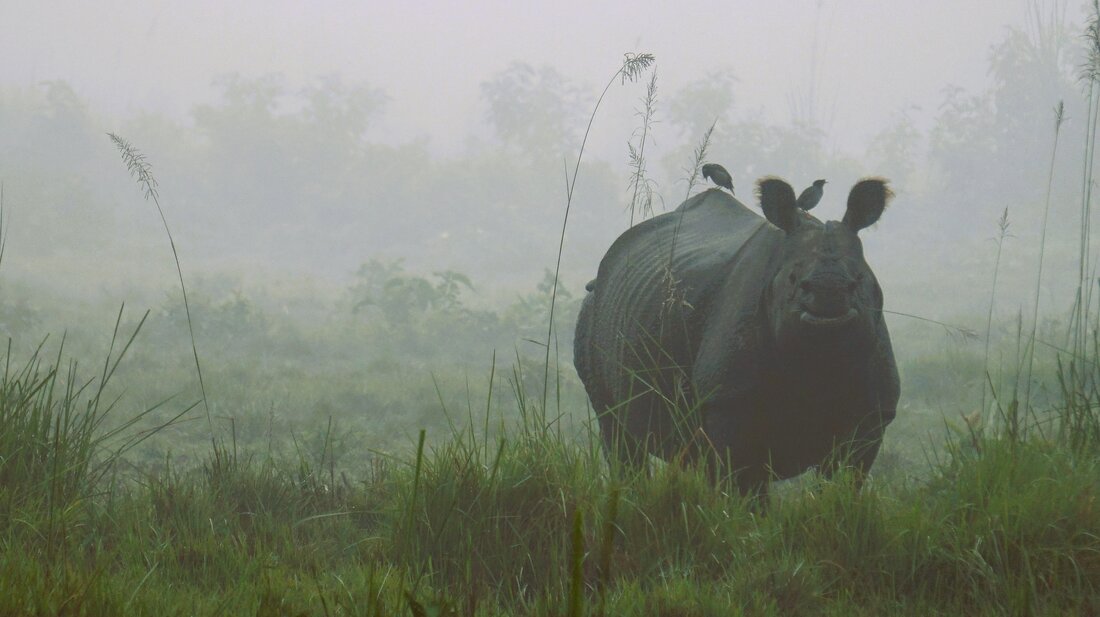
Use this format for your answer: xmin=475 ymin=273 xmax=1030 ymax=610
xmin=574 ymin=188 xmax=899 ymax=489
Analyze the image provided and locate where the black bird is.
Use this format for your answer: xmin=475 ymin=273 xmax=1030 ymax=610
xmin=796 ymin=179 xmax=826 ymax=211
xmin=701 ymin=163 xmax=734 ymax=193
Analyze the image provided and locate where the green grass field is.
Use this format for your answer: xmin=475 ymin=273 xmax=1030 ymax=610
xmin=1 ymin=300 xmax=1098 ymax=616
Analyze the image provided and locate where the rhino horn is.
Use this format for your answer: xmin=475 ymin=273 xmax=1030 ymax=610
xmin=843 ymin=178 xmax=893 ymax=231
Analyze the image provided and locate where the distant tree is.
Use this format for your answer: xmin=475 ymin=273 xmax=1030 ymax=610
xmin=431 ymin=270 xmax=474 ymax=311
xmin=659 ymin=69 xmax=853 ymax=192
xmin=500 ymin=269 xmax=581 ymax=340
xmin=296 ymin=75 xmax=387 ymax=220
xmin=0 ymin=80 xmax=100 ymax=171
xmin=298 ymin=74 xmax=388 ymax=193
xmin=190 ymin=74 xmax=298 ymax=219
xmin=190 ymin=73 xmax=387 ymax=227
xmin=350 ymin=259 xmax=474 ymax=321
xmin=480 ymin=63 xmax=584 ymax=160
xmin=666 ymin=69 xmax=736 ymax=140
xmin=39 ymin=81 xmax=97 ymax=162
xmin=928 ymin=85 xmax=997 ymax=211
xmin=0 ymin=81 xmax=121 ymax=249
xmin=730 ymin=118 xmax=831 ymax=182
xmin=301 ymin=75 xmax=387 ymax=144
xmin=662 ymin=116 xmax=839 ymax=196
xmin=867 ymin=107 xmax=922 ymax=189
xmin=345 ymin=259 xmax=513 ymax=359
xmin=985 ymin=17 xmax=1078 ymax=195
xmin=927 ymin=10 xmax=1079 ymax=226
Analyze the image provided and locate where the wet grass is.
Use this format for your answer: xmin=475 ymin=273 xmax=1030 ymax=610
xmin=0 ymin=325 xmax=1098 ymax=616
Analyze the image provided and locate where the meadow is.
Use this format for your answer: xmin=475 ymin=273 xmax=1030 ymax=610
xmin=2 ymin=158 xmax=1098 ymax=615
xmin=1 ymin=267 xmax=1098 ymax=615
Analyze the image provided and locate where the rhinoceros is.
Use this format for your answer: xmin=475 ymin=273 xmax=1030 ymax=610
xmin=573 ymin=177 xmax=899 ymax=498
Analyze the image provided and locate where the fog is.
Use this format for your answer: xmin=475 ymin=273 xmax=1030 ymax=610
xmin=4 ymin=1 xmax=1023 ymax=153
xmin=0 ymin=1 xmax=1094 ymax=453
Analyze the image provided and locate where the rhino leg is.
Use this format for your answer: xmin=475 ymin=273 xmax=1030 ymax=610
xmin=740 ymin=479 xmax=770 ymax=511
xmin=702 ymin=446 xmax=772 ymax=508
xmin=819 ymin=425 xmax=885 ymax=489
xmin=596 ymin=403 xmax=650 ymax=473
xmin=731 ymin=468 xmax=770 ymax=509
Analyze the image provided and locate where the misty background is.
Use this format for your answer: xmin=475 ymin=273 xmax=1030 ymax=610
xmin=0 ymin=0 xmax=1092 ymax=459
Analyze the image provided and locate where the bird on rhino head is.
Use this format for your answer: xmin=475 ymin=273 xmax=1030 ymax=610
xmin=796 ymin=179 xmax=827 ymax=211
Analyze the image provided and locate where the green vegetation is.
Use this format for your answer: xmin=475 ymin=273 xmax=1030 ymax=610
xmin=1 ymin=319 xmax=1099 ymax=615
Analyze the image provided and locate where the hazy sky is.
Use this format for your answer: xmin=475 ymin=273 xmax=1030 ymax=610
xmin=1 ymin=0 xmax=1057 ymax=157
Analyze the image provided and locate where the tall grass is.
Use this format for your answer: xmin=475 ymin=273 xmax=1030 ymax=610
xmin=541 ymin=53 xmax=654 ymax=413
xmin=109 ymin=133 xmax=213 ymax=440
xmin=1072 ymin=1 xmax=1100 ymax=355
xmin=4 ymin=326 xmax=1100 ymax=616
xmin=627 ymin=70 xmax=660 ymax=226
xmin=980 ymin=208 xmax=1012 ymax=416
xmin=0 ymin=183 xmax=7 ymax=271
xmin=1023 ymin=101 xmax=1066 ymax=409
xmin=658 ymin=121 xmax=717 ymax=316
xmin=667 ymin=120 xmax=715 ymax=262
xmin=0 ymin=307 xmax=188 ymax=549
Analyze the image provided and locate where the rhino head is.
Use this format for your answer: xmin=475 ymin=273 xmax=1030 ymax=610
xmin=755 ymin=177 xmax=892 ymax=356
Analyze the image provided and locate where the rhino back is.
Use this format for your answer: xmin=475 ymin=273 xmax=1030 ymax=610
xmin=575 ymin=189 xmax=771 ymax=409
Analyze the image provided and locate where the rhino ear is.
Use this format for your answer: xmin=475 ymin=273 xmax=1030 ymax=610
xmin=755 ymin=177 xmax=799 ymax=233
xmin=843 ymin=178 xmax=893 ymax=232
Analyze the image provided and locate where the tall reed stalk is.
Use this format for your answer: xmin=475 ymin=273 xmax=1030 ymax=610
xmin=108 ymin=134 xmax=213 ymax=440
xmin=541 ymin=53 xmax=654 ymax=412
xmin=0 ymin=183 xmax=7 ymax=271
xmin=1072 ymin=1 xmax=1100 ymax=355
xmin=981 ymin=209 xmax=1012 ymax=414
xmin=1023 ymin=102 xmax=1065 ymax=408
xmin=667 ymin=121 xmax=716 ymax=270
xmin=627 ymin=71 xmax=660 ymax=227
